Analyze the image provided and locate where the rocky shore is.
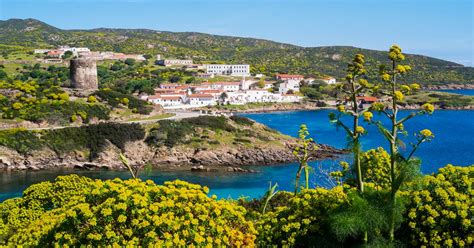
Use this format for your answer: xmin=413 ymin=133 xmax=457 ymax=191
xmin=0 ymin=140 xmax=344 ymax=172
xmin=424 ymin=84 xmax=474 ymax=90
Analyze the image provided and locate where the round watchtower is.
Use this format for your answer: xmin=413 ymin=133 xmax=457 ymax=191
xmin=70 ymin=58 xmax=98 ymax=90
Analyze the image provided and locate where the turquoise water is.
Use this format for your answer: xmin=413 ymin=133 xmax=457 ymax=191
xmin=1 ymin=110 xmax=473 ymax=201
xmin=434 ymin=89 xmax=474 ymax=96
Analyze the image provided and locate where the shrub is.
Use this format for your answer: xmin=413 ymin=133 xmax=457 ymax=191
xmin=400 ymin=165 xmax=473 ymax=247
xmin=0 ymin=175 xmax=256 ymax=247
xmin=0 ymin=129 xmax=42 ymax=154
xmin=230 ymin=115 xmax=254 ymax=126
xmin=43 ymin=123 xmax=145 ymax=159
xmin=183 ymin=116 xmax=235 ymax=132
xmin=256 ymin=187 xmax=347 ymax=247
xmin=94 ymin=89 xmax=152 ymax=115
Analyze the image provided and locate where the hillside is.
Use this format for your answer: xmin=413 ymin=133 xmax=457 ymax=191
xmin=1 ymin=18 xmax=473 ymax=84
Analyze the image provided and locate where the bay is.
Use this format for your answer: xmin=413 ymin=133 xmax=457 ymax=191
xmin=1 ymin=110 xmax=473 ymax=201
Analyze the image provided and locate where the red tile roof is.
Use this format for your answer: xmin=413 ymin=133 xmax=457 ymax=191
xmin=276 ymin=74 xmax=304 ymax=79
xmin=356 ymin=96 xmax=378 ymax=102
xmin=189 ymin=94 xmax=214 ymax=98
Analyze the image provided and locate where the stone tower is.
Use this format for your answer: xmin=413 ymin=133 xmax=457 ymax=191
xmin=70 ymin=58 xmax=98 ymax=90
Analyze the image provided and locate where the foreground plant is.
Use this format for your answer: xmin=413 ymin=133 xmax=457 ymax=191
xmin=371 ymin=45 xmax=435 ymax=241
xmin=0 ymin=175 xmax=256 ymax=246
xmin=292 ymin=124 xmax=316 ymax=193
xmin=329 ymin=53 xmax=373 ymax=193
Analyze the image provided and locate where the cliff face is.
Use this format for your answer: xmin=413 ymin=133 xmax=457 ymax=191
xmin=0 ymin=116 xmax=344 ymax=172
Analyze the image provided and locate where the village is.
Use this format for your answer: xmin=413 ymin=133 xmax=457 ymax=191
xmin=31 ymin=46 xmax=384 ymax=110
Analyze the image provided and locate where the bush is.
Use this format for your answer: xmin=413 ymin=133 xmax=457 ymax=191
xmin=183 ymin=116 xmax=235 ymax=132
xmin=44 ymin=123 xmax=145 ymax=159
xmin=256 ymin=187 xmax=347 ymax=247
xmin=0 ymin=123 xmax=144 ymax=159
xmin=400 ymin=165 xmax=473 ymax=247
xmin=230 ymin=115 xmax=254 ymax=126
xmin=0 ymin=175 xmax=256 ymax=246
xmin=0 ymin=128 xmax=42 ymax=154
xmin=94 ymin=89 xmax=152 ymax=115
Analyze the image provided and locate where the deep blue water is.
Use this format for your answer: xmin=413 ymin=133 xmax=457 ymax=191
xmin=434 ymin=89 xmax=474 ymax=96
xmin=1 ymin=110 xmax=473 ymax=202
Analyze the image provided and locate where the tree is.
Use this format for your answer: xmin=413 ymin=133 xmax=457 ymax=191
xmin=62 ymin=51 xmax=73 ymax=59
xmin=124 ymin=58 xmax=136 ymax=66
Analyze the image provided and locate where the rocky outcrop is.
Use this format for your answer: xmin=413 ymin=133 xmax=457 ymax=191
xmin=0 ymin=140 xmax=344 ymax=173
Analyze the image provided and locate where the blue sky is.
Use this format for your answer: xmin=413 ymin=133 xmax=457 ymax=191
xmin=1 ymin=0 xmax=472 ymax=66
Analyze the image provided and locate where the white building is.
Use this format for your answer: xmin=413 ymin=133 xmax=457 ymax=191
xmin=221 ymin=82 xmax=241 ymax=92
xmin=279 ymin=80 xmax=300 ymax=94
xmin=205 ymin=64 xmax=250 ymax=77
xmin=188 ymin=94 xmax=216 ymax=106
xmin=318 ymin=76 xmax=337 ymax=84
xmin=34 ymin=49 xmax=50 ymax=54
xmin=157 ymin=59 xmax=193 ymax=66
xmin=147 ymin=95 xmax=184 ymax=107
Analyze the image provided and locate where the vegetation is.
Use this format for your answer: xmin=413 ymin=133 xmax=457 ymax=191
xmin=0 ymin=176 xmax=256 ymax=246
xmin=145 ymin=115 xmax=288 ymax=148
xmin=0 ymin=123 xmax=145 ymax=159
xmin=1 ymin=18 xmax=473 ymax=85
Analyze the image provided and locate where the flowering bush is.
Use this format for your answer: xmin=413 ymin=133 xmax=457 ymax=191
xmin=401 ymin=165 xmax=473 ymax=247
xmin=256 ymin=187 xmax=347 ymax=247
xmin=0 ymin=175 xmax=256 ymax=247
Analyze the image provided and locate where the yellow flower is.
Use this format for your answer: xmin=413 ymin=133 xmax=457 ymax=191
xmin=394 ymin=91 xmax=404 ymax=101
xmin=419 ymin=129 xmax=434 ymax=138
xmin=337 ymin=105 xmax=345 ymax=112
xmin=382 ymin=73 xmax=391 ymax=81
xmin=363 ymin=111 xmax=373 ymax=121
xmin=421 ymin=103 xmax=434 ymax=114
xmin=410 ymin=83 xmax=421 ymax=91
xmin=355 ymin=126 xmax=365 ymax=134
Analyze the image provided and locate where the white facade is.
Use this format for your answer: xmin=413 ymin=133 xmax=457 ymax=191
xmin=188 ymin=94 xmax=216 ymax=106
xmin=157 ymin=59 xmax=193 ymax=66
xmin=147 ymin=96 xmax=184 ymax=107
xmin=319 ymin=77 xmax=337 ymax=84
xmin=278 ymin=80 xmax=300 ymax=94
xmin=34 ymin=49 xmax=50 ymax=54
xmin=221 ymin=82 xmax=240 ymax=92
xmin=205 ymin=64 xmax=250 ymax=76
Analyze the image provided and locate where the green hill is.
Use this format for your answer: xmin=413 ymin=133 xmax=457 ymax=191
xmin=1 ymin=18 xmax=473 ymax=84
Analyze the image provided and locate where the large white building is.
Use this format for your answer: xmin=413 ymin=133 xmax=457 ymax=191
xmin=205 ymin=64 xmax=250 ymax=77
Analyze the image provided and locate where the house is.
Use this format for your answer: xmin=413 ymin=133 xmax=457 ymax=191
xmin=205 ymin=64 xmax=250 ymax=77
xmin=188 ymin=94 xmax=216 ymax=106
xmin=196 ymin=73 xmax=215 ymax=79
xmin=356 ymin=96 xmax=379 ymax=104
xmin=276 ymin=74 xmax=304 ymax=81
xmin=221 ymin=82 xmax=241 ymax=92
xmin=46 ymin=50 xmax=63 ymax=58
xmin=157 ymin=59 xmax=193 ymax=66
xmin=160 ymin=83 xmax=181 ymax=90
xmin=34 ymin=49 xmax=50 ymax=54
xmin=279 ymin=80 xmax=300 ymax=94
xmin=318 ymin=76 xmax=337 ymax=84
xmin=147 ymin=95 xmax=183 ymax=107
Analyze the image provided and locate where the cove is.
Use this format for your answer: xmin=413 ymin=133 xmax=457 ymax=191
xmin=1 ymin=109 xmax=473 ymax=201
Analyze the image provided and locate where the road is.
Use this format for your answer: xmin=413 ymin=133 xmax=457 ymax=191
xmin=2 ymin=110 xmax=207 ymax=131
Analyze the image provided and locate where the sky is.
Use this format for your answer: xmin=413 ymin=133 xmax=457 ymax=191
xmin=0 ymin=0 xmax=473 ymax=66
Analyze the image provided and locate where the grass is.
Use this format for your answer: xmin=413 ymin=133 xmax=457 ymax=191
xmin=126 ymin=113 xmax=175 ymax=122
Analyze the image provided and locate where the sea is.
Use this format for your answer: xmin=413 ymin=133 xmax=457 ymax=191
xmin=1 ymin=90 xmax=474 ymax=202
